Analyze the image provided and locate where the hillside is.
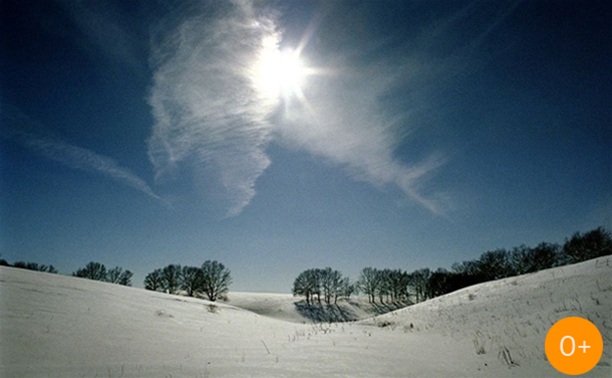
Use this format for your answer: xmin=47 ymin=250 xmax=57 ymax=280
xmin=228 ymin=292 xmax=411 ymax=323
xmin=1 ymin=257 xmax=610 ymax=377
xmin=360 ymin=257 xmax=612 ymax=371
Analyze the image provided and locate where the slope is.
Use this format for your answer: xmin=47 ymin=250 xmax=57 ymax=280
xmin=228 ymin=291 xmax=410 ymax=323
xmin=361 ymin=256 xmax=612 ymax=372
xmin=1 ymin=256 xmax=610 ymax=377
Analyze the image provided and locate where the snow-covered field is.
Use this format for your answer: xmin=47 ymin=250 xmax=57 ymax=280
xmin=1 ymin=257 xmax=610 ymax=377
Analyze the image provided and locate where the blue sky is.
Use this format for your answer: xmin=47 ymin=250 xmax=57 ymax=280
xmin=1 ymin=0 xmax=610 ymax=292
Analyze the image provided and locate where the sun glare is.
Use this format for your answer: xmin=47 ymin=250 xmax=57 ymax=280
xmin=255 ymin=40 xmax=307 ymax=100
xmin=275 ymin=50 xmax=305 ymax=95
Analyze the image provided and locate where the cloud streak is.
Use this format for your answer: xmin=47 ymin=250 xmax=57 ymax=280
xmin=1 ymin=107 xmax=161 ymax=202
xmin=148 ymin=1 xmax=279 ymax=216
xmin=148 ymin=0 xmax=521 ymax=216
xmin=277 ymin=59 xmax=446 ymax=214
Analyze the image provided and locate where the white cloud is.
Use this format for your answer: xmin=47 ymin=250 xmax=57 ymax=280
xmin=148 ymin=0 xmax=449 ymax=216
xmin=1 ymin=107 xmax=161 ymax=202
xmin=277 ymin=57 xmax=446 ymax=214
xmin=148 ymin=1 xmax=280 ymax=216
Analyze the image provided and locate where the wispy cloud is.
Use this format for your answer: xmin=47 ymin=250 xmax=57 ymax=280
xmin=148 ymin=0 xmax=519 ymax=216
xmin=1 ymin=107 xmax=161 ymax=202
xmin=277 ymin=58 xmax=447 ymax=214
xmin=148 ymin=1 xmax=278 ymax=216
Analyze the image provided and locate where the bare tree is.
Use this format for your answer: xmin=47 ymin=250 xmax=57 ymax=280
xmin=510 ymin=243 xmax=560 ymax=275
xmin=144 ymin=269 xmax=164 ymax=291
xmin=320 ymin=267 xmax=344 ymax=304
xmin=10 ymin=261 xmax=58 ymax=273
xmin=426 ymin=268 xmax=451 ymax=298
xmin=73 ymin=262 xmax=107 ymax=281
xmin=294 ymin=268 xmax=350 ymax=305
xmin=107 ymin=266 xmax=133 ymax=286
xmin=293 ymin=269 xmax=318 ymax=304
xmin=562 ymin=227 xmax=612 ymax=264
xmin=330 ymin=270 xmax=344 ymax=304
xmin=408 ymin=268 xmax=431 ymax=303
xmin=476 ymin=249 xmax=514 ymax=280
xmin=376 ymin=269 xmax=390 ymax=303
xmin=201 ymin=260 xmax=232 ymax=301
xmin=341 ymin=277 xmax=355 ymax=300
xmin=40 ymin=264 xmax=58 ymax=274
xmin=357 ymin=267 xmax=381 ymax=303
xmin=181 ymin=265 xmax=204 ymax=297
xmin=73 ymin=262 xmax=132 ymax=285
xmin=162 ymin=264 xmax=181 ymax=294
xmin=386 ymin=269 xmax=410 ymax=302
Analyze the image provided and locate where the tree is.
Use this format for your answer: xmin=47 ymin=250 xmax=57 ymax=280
xmin=162 ymin=264 xmax=181 ymax=294
xmin=293 ymin=269 xmax=319 ymax=304
xmin=308 ymin=269 xmax=322 ymax=304
xmin=340 ymin=276 xmax=355 ymax=301
xmin=510 ymin=243 xmax=560 ymax=275
xmin=41 ymin=265 xmax=59 ymax=274
xmin=107 ymin=266 xmax=133 ymax=286
xmin=201 ymin=260 xmax=232 ymax=301
xmin=73 ymin=262 xmax=132 ymax=285
xmin=376 ymin=269 xmax=391 ymax=303
xmin=426 ymin=268 xmax=452 ymax=298
xmin=73 ymin=262 xmax=107 ymax=281
xmin=357 ymin=267 xmax=381 ymax=303
xmin=144 ymin=269 xmax=164 ymax=291
xmin=10 ymin=261 xmax=58 ymax=273
xmin=408 ymin=268 xmax=431 ymax=303
xmin=320 ymin=267 xmax=333 ymax=304
xmin=562 ymin=227 xmax=612 ymax=264
xmin=293 ymin=268 xmax=352 ymax=305
xmin=476 ymin=249 xmax=514 ymax=280
xmin=181 ymin=265 xmax=204 ymax=297
xmin=530 ymin=242 xmax=560 ymax=271
xmin=12 ymin=261 xmax=28 ymax=269
xmin=387 ymin=269 xmax=410 ymax=302
xmin=320 ymin=267 xmax=345 ymax=304
xmin=330 ymin=270 xmax=345 ymax=304
xmin=509 ymin=245 xmax=533 ymax=275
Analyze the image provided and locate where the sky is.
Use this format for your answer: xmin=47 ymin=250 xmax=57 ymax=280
xmin=1 ymin=0 xmax=610 ymax=293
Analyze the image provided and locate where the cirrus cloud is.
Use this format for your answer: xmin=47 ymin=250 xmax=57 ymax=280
xmin=148 ymin=0 xmax=459 ymax=216
xmin=1 ymin=106 xmax=161 ymax=202
xmin=148 ymin=1 xmax=280 ymax=216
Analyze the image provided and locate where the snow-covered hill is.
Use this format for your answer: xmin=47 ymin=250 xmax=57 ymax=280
xmin=360 ymin=257 xmax=612 ymax=373
xmin=228 ymin=291 xmax=410 ymax=323
xmin=1 ymin=257 xmax=610 ymax=377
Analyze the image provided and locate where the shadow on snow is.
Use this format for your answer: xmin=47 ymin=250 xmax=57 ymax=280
xmin=294 ymin=299 xmax=412 ymax=323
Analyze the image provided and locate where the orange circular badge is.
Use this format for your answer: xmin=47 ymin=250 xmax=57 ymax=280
xmin=545 ymin=316 xmax=603 ymax=375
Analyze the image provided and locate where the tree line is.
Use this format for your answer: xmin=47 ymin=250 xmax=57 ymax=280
xmin=424 ymin=227 xmax=611 ymax=298
xmin=1 ymin=257 xmax=232 ymax=301
xmin=293 ymin=227 xmax=611 ymax=304
xmin=292 ymin=266 xmax=412 ymax=305
xmin=2 ymin=227 xmax=609 ymax=304
xmin=0 ymin=259 xmax=58 ymax=273
xmin=73 ymin=261 xmax=134 ymax=286
xmin=0 ymin=259 xmax=133 ymax=286
xmin=144 ymin=260 xmax=232 ymax=302
xmin=292 ymin=267 xmax=354 ymax=305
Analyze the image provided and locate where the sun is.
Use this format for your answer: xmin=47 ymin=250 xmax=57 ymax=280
xmin=273 ymin=49 xmax=305 ymax=96
xmin=254 ymin=39 xmax=308 ymax=100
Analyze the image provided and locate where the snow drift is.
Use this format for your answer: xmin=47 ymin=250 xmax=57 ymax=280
xmin=1 ymin=256 xmax=610 ymax=377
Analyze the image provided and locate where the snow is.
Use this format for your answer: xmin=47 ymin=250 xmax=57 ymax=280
xmin=228 ymin=292 xmax=411 ymax=323
xmin=1 ymin=257 xmax=611 ymax=377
